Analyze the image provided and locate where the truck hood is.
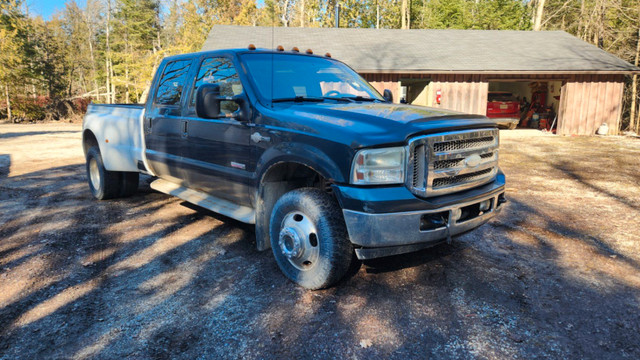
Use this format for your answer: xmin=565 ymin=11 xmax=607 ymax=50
xmin=264 ymin=102 xmax=497 ymax=148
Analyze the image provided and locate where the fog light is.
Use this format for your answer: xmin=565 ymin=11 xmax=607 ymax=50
xmin=479 ymin=200 xmax=491 ymax=212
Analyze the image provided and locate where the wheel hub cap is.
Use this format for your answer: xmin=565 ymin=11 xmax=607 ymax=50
xmin=89 ymin=158 xmax=100 ymax=189
xmin=279 ymin=228 xmax=303 ymax=259
xmin=278 ymin=211 xmax=319 ymax=270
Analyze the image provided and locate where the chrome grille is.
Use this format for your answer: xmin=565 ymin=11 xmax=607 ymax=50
xmin=406 ymin=129 xmax=499 ymax=197
xmin=433 ymin=136 xmax=495 ymax=153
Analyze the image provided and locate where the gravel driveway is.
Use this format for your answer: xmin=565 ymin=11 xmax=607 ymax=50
xmin=1 ymin=123 xmax=639 ymax=359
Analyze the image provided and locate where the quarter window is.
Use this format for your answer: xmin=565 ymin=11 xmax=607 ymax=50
xmin=155 ymin=59 xmax=191 ymax=105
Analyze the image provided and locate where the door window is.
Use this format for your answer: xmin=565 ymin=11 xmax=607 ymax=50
xmin=155 ymin=59 xmax=192 ymax=105
xmin=191 ymin=57 xmax=243 ymax=114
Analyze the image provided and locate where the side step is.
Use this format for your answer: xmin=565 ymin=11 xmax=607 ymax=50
xmin=150 ymin=178 xmax=255 ymax=224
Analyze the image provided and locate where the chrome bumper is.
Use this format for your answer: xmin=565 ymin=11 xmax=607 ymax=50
xmin=343 ymin=191 xmax=505 ymax=258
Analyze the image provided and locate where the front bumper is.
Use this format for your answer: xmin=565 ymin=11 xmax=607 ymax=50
xmin=340 ymin=186 xmax=505 ymax=260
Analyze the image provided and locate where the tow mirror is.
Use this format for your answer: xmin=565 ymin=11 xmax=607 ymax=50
xmin=196 ymin=83 xmax=247 ymax=120
xmin=195 ymin=83 xmax=221 ymax=119
xmin=383 ymin=89 xmax=393 ymax=103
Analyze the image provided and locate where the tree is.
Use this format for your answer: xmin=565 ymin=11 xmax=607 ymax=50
xmin=111 ymin=0 xmax=160 ymax=103
xmin=0 ymin=0 xmax=26 ymax=122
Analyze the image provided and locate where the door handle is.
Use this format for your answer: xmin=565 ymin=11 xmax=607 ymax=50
xmin=182 ymin=120 xmax=188 ymax=138
xmin=145 ymin=117 xmax=152 ymax=134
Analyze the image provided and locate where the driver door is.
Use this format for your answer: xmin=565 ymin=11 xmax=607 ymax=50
xmin=180 ymin=55 xmax=254 ymax=207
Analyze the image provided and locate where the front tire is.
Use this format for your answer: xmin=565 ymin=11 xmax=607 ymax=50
xmin=270 ymin=188 xmax=353 ymax=290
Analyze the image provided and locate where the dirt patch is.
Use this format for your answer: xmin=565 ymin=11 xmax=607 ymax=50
xmin=1 ymin=125 xmax=639 ymax=359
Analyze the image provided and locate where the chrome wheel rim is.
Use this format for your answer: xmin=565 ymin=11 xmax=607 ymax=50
xmin=279 ymin=211 xmax=319 ymax=270
xmin=89 ymin=158 xmax=101 ymax=190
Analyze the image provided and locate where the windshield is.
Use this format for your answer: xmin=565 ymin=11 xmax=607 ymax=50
xmin=241 ymin=53 xmax=384 ymax=102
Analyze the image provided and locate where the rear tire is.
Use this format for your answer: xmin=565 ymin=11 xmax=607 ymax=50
xmin=120 ymin=172 xmax=139 ymax=197
xmin=270 ymin=188 xmax=353 ymax=290
xmin=86 ymin=146 xmax=139 ymax=200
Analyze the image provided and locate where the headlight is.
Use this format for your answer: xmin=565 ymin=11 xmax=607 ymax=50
xmin=351 ymin=147 xmax=406 ymax=185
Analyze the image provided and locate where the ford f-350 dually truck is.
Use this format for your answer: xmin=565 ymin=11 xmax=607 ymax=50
xmin=82 ymin=47 xmax=506 ymax=289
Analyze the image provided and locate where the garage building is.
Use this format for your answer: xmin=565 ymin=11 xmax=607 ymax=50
xmin=203 ymin=26 xmax=640 ymax=136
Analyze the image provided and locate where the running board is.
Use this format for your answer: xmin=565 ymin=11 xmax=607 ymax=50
xmin=150 ymin=178 xmax=255 ymax=224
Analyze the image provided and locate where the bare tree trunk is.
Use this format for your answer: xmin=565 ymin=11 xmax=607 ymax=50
xmin=106 ymin=0 xmax=112 ymax=104
xmin=300 ymin=0 xmax=305 ymax=27
xmin=533 ymin=0 xmax=546 ymax=31
xmin=376 ymin=3 xmax=380 ymax=29
xmin=4 ymin=84 xmax=12 ymax=123
xmin=577 ymin=0 xmax=585 ymax=39
xmin=631 ymin=28 xmax=640 ymax=133
xmin=401 ymin=0 xmax=408 ymax=29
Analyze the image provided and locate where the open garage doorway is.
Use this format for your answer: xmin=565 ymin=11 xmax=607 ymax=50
xmin=400 ymin=78 xmax=431 ymax=106
xmin=488 ymin=80 xmax=562 ymax=130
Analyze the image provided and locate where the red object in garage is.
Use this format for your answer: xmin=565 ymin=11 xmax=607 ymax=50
xmin=487 ymin=91 xmax=520 ymax=119
xmin=436 ymin=89 xmax=442 ymax=104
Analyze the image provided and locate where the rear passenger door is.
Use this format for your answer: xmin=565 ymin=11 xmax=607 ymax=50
xmin=181 ymin=55 xmax=253 ymax=207
xmin=144 ymin=58 xmax=193 ymax=182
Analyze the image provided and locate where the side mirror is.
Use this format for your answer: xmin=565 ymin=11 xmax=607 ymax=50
xmin=196 ymin=83 xmax=221 ymax=119
xmin=383 ymin=89 xmax=393 ymax=103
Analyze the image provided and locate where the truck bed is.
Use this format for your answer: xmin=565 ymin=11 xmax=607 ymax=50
xmin=83 ymin=103 xmax=146 ymax=173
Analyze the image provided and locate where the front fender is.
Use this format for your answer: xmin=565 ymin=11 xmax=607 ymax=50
xmin=255 ymin=142 xmax=351 ymax=185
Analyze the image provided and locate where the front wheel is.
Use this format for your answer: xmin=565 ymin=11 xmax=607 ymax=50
xmin=270 ymin=188 xmax=353 ymax=289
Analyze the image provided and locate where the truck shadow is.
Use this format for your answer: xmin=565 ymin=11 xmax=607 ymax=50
xmin=1 ymin=159 xmax=639 ymax=358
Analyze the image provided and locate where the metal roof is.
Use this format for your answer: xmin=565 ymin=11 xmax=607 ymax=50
xmin=202 ymin=25 xmax=640 ymax=74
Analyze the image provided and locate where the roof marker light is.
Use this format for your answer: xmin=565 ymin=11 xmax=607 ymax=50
xmin=248 ymin=44 xmax=256 ymax=50
xmin=291 ymin=47 xmax=299 ymax=52
xmin=276 ymin=45 xmax=284 ymax=51
xmin=305 ymin=49 xmax=313 ymax=54
xmin=325 ymin=52 xmax=331 ymax=58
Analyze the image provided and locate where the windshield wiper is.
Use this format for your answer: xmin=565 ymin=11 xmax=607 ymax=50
xmin=342 ymin=96 xmax=380 ymax=102
xmin=272 ymin=96 xmax=325 ymax=103
xmin=321 ymin=97 xmax=353 ymax=102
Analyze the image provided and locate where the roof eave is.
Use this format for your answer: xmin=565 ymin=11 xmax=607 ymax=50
xmin=357 ymin=69 xmax=640 ymax=75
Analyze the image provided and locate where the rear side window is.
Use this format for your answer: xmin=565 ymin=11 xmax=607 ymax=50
xmin=155 ymin=59 xmax=192 ymax=105
xmin=191 ymin=57 xmax=243 ymax=112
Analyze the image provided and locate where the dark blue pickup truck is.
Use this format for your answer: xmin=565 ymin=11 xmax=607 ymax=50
xmin=82 ymin=47 xmax=506 ymax=289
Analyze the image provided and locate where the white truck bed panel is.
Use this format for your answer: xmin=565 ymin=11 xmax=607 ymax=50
xmin=83 ymin=104 xmax=147 ymax=173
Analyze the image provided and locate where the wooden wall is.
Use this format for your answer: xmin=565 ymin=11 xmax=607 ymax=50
xmin=557 ymin=74 xmax=625 ymax=136
xmin=362 ymin=72 xmax=626 ymax=136
xmin=428 ymin=74 xmax=488 ymax=115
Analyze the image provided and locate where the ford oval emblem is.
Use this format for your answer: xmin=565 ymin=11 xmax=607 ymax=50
xmin=465 ymin=154 xmax=482 ymax=168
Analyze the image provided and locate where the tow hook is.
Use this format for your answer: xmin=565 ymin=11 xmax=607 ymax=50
xmin=443 ymin=215 xmax=452 ymax=244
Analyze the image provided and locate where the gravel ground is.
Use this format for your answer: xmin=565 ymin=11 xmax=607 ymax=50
xmin=0 ymin=123 xmax=639 ymax=359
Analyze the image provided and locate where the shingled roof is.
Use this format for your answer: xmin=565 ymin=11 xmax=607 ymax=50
xmin=202 ymin=25 xmax=640 ymax=74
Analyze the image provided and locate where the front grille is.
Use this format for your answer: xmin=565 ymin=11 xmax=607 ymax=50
xmin=433 ymin=136 xmax=495 ymax=153
xmin=406 ymin=129 xmax=499 ymax=197
xmin=432 ymin=168 xmax=493 ymax=188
